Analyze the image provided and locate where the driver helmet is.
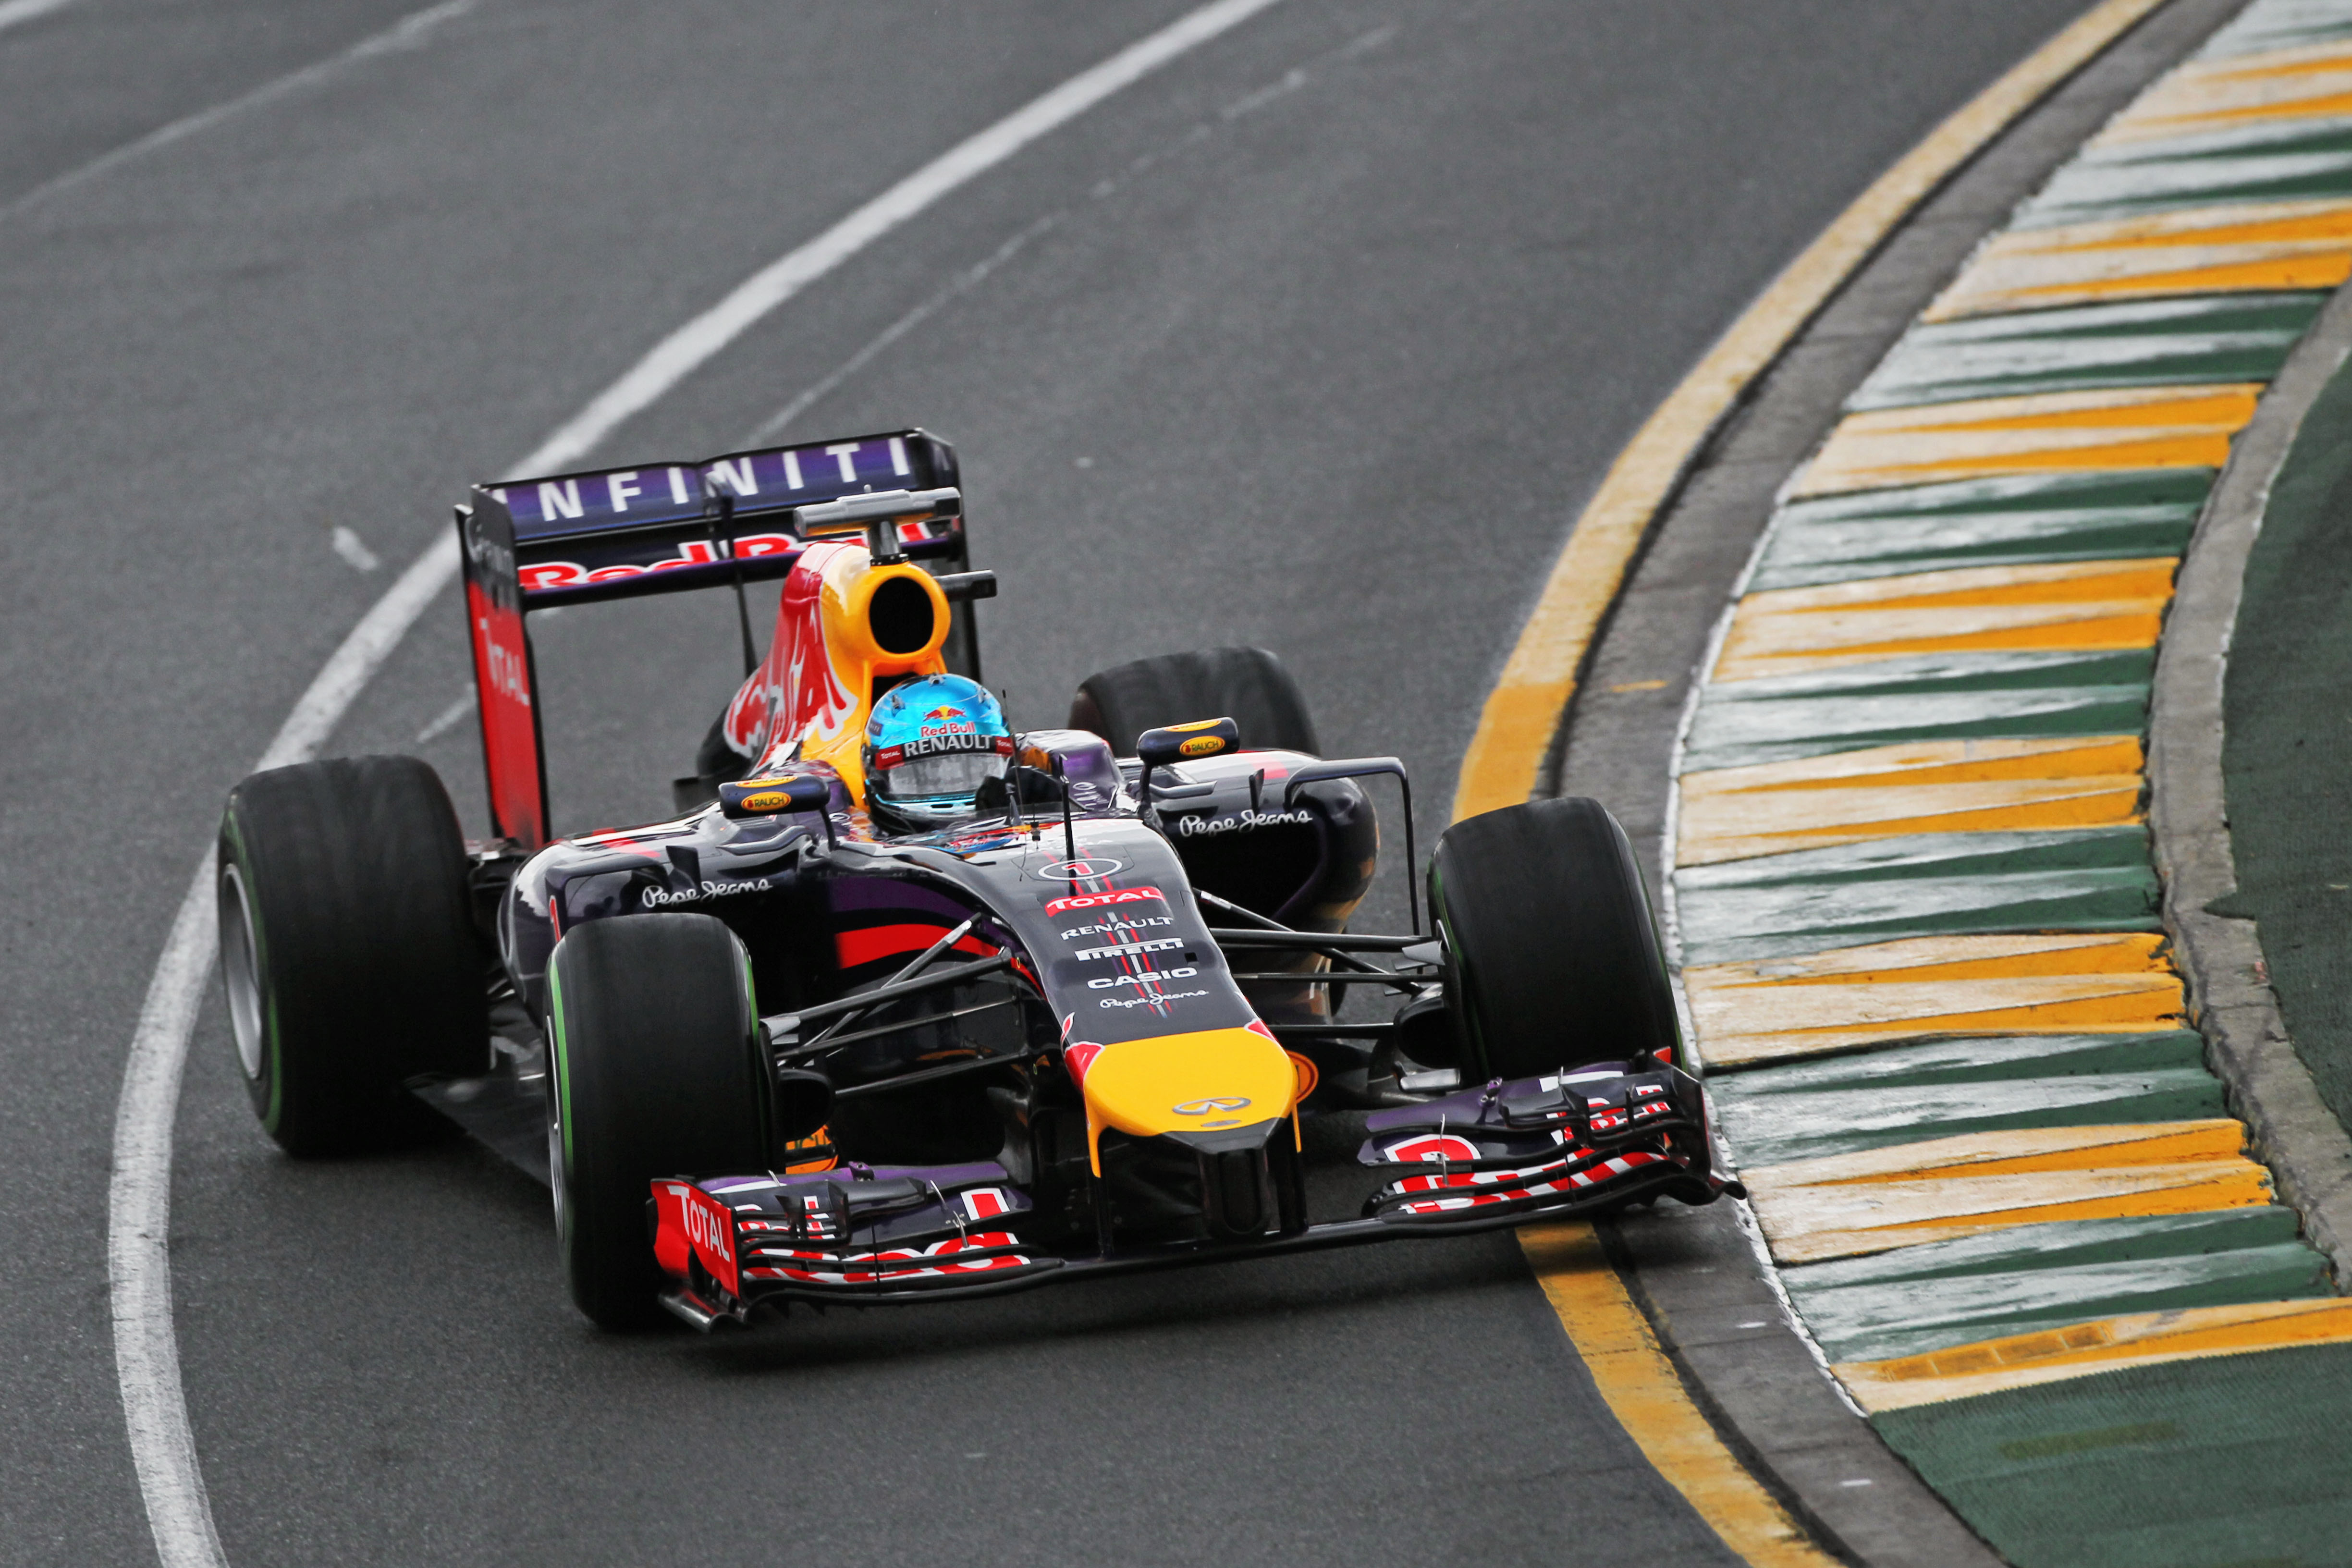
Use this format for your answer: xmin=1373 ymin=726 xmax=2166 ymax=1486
xmin=861 ymin=674 xmax=1014 ymax=833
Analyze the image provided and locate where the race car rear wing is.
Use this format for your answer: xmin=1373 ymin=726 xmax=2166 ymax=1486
xmin=454 ymin=428 xmax=970 ymax=849
xmin=468 ymin=428 xmax=963 ymax=608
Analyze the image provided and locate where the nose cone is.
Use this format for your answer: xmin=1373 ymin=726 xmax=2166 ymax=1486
xmin=1075 ymin=1027 xmax=1300 ymax=1171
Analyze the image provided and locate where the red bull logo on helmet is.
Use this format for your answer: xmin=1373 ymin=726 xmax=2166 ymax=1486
xmin=918 ymin=701 xmax=980 ymax=738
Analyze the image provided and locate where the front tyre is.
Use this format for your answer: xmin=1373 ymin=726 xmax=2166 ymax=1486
xmin=217 ymin=756 xmax=486 ymax=1156
xmin=1428 ymin=797 xmax=1683 ymax=1081
xmin=546 ymin=913 xmax=770 ymax=1330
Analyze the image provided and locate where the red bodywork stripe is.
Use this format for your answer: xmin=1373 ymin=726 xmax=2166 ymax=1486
xmin=834 ymin=924 xmax=997 ymax=970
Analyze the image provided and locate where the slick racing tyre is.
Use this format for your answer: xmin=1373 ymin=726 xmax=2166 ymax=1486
xmin=546 ymin=913 xmax=769 ymax=1331
xmin=216 ymin=755 xmax=486 ymax=1157
xmin=1069 ymin=646 xmax=1319 ymax=757
xmin=1428 ymin=797 xmax=1683 ymax=1080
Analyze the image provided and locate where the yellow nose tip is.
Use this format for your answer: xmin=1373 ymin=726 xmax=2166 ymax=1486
xmin=1076 ymin=1026 xmax=1300 ymax=1174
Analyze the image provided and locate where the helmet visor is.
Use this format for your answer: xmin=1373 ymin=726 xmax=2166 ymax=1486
xmin=876 ymin=750 xmax=1006 ymax=801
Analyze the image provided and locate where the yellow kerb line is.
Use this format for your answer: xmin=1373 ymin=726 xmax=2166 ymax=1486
xmin=1450 ymin=0 xmax=2170 ymax=824
xmin=1522 ymin=1223 xmax=1837 ymax=1568
xmin=1461 ymin=1 xmax=2175 ymax=1563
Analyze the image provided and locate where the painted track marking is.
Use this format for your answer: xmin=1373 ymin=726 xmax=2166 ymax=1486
xmin=513 ymin=0 xmax=1292 ymax=481
xmin=104 ymin=3 xmax=1297 ymax=1565
xmin=1522 ymin=1223 xmax=1837 ymax=1567
xmin=739 ymin=20 xmax=1397 ymax=448
xmin=742 ymin=211 xmax=1067 ymax=447
xmin=110 ymin=870 xmax=227 ymax=1568
xmin=0 ymin=1 xmax=478 ymax=226
xmin=0 ymin=0 xmax=79 ymax=37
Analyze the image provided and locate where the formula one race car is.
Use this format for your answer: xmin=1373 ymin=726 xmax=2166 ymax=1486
xmin=215 ymin=428 xmax=1740 ymax=1330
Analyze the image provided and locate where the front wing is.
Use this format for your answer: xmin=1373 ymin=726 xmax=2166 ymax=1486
xmin=649 ymin=1063 xmax=1744 ymax=1328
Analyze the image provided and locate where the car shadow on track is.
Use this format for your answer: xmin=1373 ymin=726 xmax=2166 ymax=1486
xmin=242 ymin=1099 xmax=1553 ymax=1381
xmin=675 ymin=1232 xmax=1542 ymax=1380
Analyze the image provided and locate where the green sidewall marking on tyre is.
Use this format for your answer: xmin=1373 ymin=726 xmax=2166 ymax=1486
xmin=546 ymin=955 xmax=575 ymax=1250
xmin=1427 ymin=875 xmax=1494 ymax=1082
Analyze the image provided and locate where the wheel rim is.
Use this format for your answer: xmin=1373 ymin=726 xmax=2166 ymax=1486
xmin=219 ymin=864 xmax=266 ymax=1080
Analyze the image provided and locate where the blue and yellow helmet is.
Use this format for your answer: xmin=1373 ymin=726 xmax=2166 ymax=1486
xmin=861 ymin=674 xmax=1013 ymax=831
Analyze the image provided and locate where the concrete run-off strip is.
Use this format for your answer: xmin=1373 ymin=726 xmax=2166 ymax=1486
xmin=2160 ymin=272 xmax=2352 ymax=1281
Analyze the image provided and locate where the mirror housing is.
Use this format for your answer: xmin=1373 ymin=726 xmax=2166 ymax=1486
xmin=1136 ymin=717 xmax=1241 ymax=825
xmin=1135 ymin=716 xmax=1241 ymax=767
xmin=976 ymin=765 xmax=1066 ymax=812
xmin=718 ymin=773 xmax=832 ymax=820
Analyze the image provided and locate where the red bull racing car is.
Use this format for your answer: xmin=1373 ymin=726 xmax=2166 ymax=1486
xmin=215 ymin=428 xmax=1740 ymax=1331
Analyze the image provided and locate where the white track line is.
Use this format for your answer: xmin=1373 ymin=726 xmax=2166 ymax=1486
xmin=110 ymin=868 xmax=226 ymax=1568
xmin=0 ymin=0 xmax=79 ymax=36
xmin=1 ymin=0 xmax=477 ymax=225
xmin=107 ymin=3 xmax=1289 ymax=1565
xmin=511 ymin=0 xmax=1287 ymax=478
xmin=741 ymin=210 xmax=1065 ymax=447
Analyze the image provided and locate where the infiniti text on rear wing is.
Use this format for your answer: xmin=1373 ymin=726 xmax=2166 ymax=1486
xmin=455 ymin=428 xmax=968 ymax=849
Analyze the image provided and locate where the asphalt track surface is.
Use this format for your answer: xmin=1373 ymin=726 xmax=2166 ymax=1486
xmin=0 ymin=2 xmax=2104 ymax=1562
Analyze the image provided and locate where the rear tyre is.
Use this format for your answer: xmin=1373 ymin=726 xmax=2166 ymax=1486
xmin=1428 ymin=797 xmax=1683 ymax=1080
xmin=546 ymin=913 xmax=769 ymax=1330
xmin=216 ymin=756 xmax=486 ymax=1156
xmin=1069 ymin=646 xmax=1318 ymax=756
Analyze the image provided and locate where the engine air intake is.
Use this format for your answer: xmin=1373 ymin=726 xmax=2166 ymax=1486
xmin=868 ymin=573 xmax=939 ymax=655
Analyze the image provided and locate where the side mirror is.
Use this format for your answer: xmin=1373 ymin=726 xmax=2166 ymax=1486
xmin=975 ymin=764 xmax=1063 ymax=821
xmin=718 ymin=773 xmax=832 ymax=820
xmin=771 ymin=1068 xmax=834 ymax=1145
xmin=1135 ymin=716 xmax=1240 ymax=767
xmin=1135 ymin=718 xmax=1239 ymax=827
xmin=1011 ymin=763 xmax=1068 ymax=806
xmin=1017 ymin=729 xmax=1121 ymax=796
